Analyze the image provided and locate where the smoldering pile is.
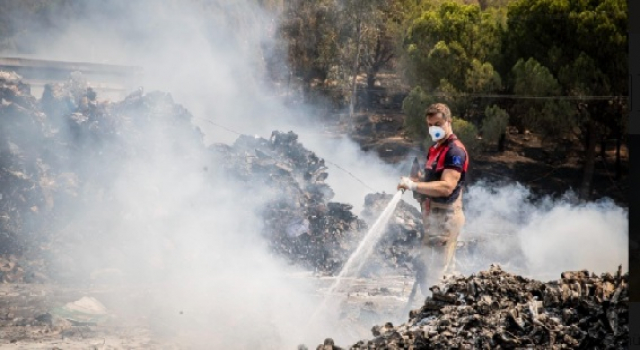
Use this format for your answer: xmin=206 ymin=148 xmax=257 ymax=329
xmin=210 ymin=130 xmax=366 ymax=273
xmin=210 ymin=132 xmax=426 ymax=275
xmin=0 ymin=254 xmax=49 ymax=283
xmin=338 ymin=265 xmax=628 ymax=349
xmin=1 ymin=71 xmax=48 ymax=260
xmin=357 ymin=193 xmax=422 ymax=275
xmin=2 ymin=71 xmax=425 ymax=279
xmin=1 ymin=71 xmax=204 ymax=280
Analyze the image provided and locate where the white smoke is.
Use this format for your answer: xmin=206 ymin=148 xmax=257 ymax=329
xmin=3 ymin=1 xmax=374 ymax=347
xmin=517 ymin=199 xmax=628 ymax=280
xmin=297 ymin=132 xmax=408 ymax=213
xmin=462 ymin=182 xmax=628 ymax=281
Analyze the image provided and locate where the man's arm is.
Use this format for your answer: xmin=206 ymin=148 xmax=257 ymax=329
xmin=411 ymin=169 xmax=460 ymax=197
xmin=398 ymin=145 xmax=466 ymax=196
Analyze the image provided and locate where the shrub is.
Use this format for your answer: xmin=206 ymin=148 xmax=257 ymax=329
xmin=481 ymin=104 xmax=509 ymax=146
xmin=402 ymin=86 xmax=430 ymax=139
xmin=452 ymin=117 xmax=480 ymax=155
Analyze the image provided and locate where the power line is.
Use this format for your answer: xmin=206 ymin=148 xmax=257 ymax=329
xmin=197 ymin=118 xmax=242 ymax=136
xmin=429 ymin=93 xmax=627 ymax=101
xmin=305 ymin=87 xmax=628 ymax=101
xmin=195 ymin=117 xmax=379 ymax=192
xmin=281 ymin=7 xmax=624 ymax=17
xmin=322 ymin=159 xmax=377 ymax=192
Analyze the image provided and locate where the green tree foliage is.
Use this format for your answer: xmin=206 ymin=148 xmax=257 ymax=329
xmin=346 ymin=0 xmax=399 ymax=91
xmin=465 ymin=59 xmax=501 ymax=94
xmin=279 ymin=0 xmax=341 ymax=99
xmin=278 ymin=0 xmax=402 ymax=110
xmin=505 ymin=0 xmax=626 ymax=94
xmin=401 ymin=1 xmax=505 ymax=137
xmin=477 ymin=0 xmax=512 ymax=10
xmin=504 ymin=0 xmax=627 ymax=198
xmin=403 ymin=2 xmax=504 ymax=91
xmin=511 ymin=57 xmax=575 ymax=137
xmin=338 ymin=0 xmax=387 ymax=117
xmin=402 ymin=86 xmax=431 ymax=138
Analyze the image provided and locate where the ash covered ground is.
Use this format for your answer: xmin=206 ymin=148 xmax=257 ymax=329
xmin=0 ymin=71 xmax=629 ymax=349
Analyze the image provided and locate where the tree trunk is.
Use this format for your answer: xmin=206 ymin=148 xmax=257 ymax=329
xmin=287 ymin=70 xmax=292 ymax=103
xmin=348 ymin=18 xmax=362 ymax=132
xmin=366 ymin=68 xmax=376 ymax=91
xmin=580 ymin=119 xmax=598 ymax=200
xmin=615 ymin=136 xmax=622 ymax=180
xmin=498 ymin=132 xmax=506 ymax=152
xmin=366 ymin=68 xmax=376 ymax=108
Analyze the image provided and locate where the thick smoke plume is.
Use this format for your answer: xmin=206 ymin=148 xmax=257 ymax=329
xmin=461 ymin=183 xmax=628 ymax=280
xmin=3 ymin=0 xmax=370 ymax=347
xmin=1 ymin=0 xmax=628 ymax=348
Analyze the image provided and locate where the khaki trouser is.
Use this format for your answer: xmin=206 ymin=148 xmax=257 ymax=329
xmin=415 ymin=196 xmax=465 ymax=296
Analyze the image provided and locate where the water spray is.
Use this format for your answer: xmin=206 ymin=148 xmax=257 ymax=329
xmin=303 ymin=190 xmax=403 ymax=337
xmin=302 ymin=158 xmax=422 ymax=341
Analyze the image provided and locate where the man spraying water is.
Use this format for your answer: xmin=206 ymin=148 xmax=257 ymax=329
xmin=397 ymin=103 xmax=469 ymax=301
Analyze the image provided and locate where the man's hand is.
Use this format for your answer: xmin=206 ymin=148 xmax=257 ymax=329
xmin=409 ymin=170 xmax=422 ymax=182
xmin=397 ymin=176 xmax=417 ymax=191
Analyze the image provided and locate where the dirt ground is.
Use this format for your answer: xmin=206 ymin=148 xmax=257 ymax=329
xmin=0 ymin=243 xmax=508 ymax=349
xmin=0 ymin=276 xmax=420 ymax=349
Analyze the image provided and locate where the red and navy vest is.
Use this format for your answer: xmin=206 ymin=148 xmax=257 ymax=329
xmin=424 ymin=134 xmax=469 ymax=205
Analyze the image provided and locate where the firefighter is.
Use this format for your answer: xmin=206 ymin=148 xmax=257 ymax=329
xmin=397 ymin=103 xmax=469 ymax=296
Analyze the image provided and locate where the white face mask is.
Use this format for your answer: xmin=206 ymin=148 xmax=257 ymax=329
xmin=429 ymin=125 xmax=446 ymax=142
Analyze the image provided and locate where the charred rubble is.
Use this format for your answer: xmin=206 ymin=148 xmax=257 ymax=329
xmin=325 ymin=264 xmax=628 ymax=350
xmin=210 ymin=130 xmax=367 ymax=273
xmin=357 ymin=193 xmax=422 ymax=275
xmin=209 ymin=132 xmax=425 ymax=275
xmin=1 ymin=71 xmax=49 ymax=256
xmin=1 ymin=71 xmax=424 ymax=280
xmin=1 ymin=71 xmax=205 ymax=281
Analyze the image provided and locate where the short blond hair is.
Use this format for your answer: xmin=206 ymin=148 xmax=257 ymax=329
xmin=425 ymin=103 xmax=452 ymax=122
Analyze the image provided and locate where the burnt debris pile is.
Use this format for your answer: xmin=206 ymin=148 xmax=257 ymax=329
xmin=0 ymin=254 xmax=48 ymax=283
xmin=1 ymin=71 xmax=50 ymax=258
xmin=0 ymin=71 xmax=204 ymax=280
xmin=211 ymin=130 xmax=368 ymax=273
xmin=2 ymin=71 xmax=424 ymax=279
xmin=345 ymin=264 xmax=628 ymax=349
xmin=357 ymin=193 xmax=422 ymax=275
xmin=210 ymin=132 xmax=424 ymax=275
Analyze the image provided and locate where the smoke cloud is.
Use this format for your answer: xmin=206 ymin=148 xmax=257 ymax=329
xmin=1 ymin=0 xmax=628 ymax=348
xmin=3 ymin=1 xmax=372 ymax=347
xmin=461 ymin=182 xmax=628 ymax=281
